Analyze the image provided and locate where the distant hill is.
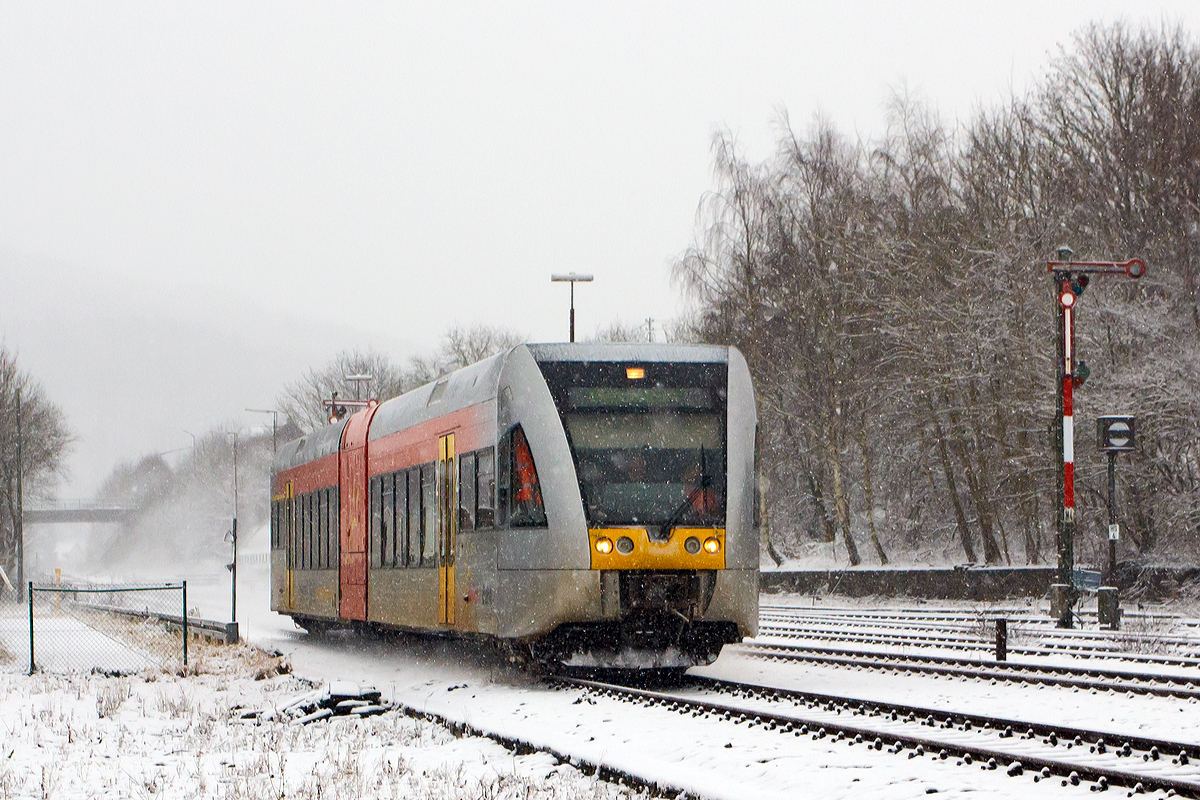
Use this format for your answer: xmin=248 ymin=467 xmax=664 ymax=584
xmin=0 ymin=247 xmax=415 ymax=496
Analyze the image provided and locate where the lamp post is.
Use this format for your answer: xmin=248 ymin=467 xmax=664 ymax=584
xmin=245 ymin=409 xmax=279 ymax=453
xmin=182 ymin=430 xmax=196 ymax=459
xmin=345 ymin=374 xmax=373 ymax=403
xmin=224 ymin=431 xmax=239 ymax=624
xmin=14 ymin=388 xmax=23 ymax=602
xmin=551 ymin=273 xmax=594 ymax=343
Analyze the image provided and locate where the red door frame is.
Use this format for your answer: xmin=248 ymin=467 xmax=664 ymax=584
xmin=339 ymin=403 xmax=379 ymax=620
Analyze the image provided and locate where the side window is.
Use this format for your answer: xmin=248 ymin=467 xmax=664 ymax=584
xmin=369 ymin=476 xmax=382 ymax=569
xmin=381 ymin=473 xmax=395 ymax=569
xmin=476 ymin=447 xmax=496 ymax=528
xmin=270 ymin=500 xmax=278 ymax=550
xmin=496 ymin=435 xmax=510 ymax=527
xmin=316 ymin=490 xmax=325 ymax=569
xmin=753 ymin=424 xmax=762 ymax=530
xmin=459 ymin=452 xmax=476 ymax=531
xmin=329 ymin=488 xmax=340 ymax=567
xmin=303 ymin=493 xmax=312 ymax=570
xmin=508 ymin=425 xmax=548 ymax=528
xmin=394 ymin=471 xmax=406 ymax=569
xmin=422 ymin=463 xmax=437 ymax=564
xmin=408 ymin=468 xmax=421 ymax=567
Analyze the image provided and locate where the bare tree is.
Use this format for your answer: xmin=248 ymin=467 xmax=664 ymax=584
xmin=0 ymin=347 xmax=72 ymax=589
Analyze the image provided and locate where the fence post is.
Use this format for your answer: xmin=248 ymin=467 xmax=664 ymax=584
xmin=182 ymin=581 xmax=188 ymax=668
xmin=28 ymin=582 xmax=34 ymax=674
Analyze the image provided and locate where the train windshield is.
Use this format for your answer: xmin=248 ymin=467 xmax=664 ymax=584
xmin=538 ymin=361 xmax=727 ymax=528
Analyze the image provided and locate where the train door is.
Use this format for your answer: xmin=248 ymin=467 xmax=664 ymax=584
xmin=437 ymin=433 xmax=456 ymax=625
xmin=339 ymin=403 xmax=379 ymax=621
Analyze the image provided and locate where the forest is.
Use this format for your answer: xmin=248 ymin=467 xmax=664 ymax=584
xmin=673 ymin=22 xmax=1200 ymax=568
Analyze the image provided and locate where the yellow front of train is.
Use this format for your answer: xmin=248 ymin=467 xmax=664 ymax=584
xmin=501 ymin=343 xmax=759 ymax=669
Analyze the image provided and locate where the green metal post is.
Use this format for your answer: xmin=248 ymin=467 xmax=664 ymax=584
xmin=182 ymin=580 xmax=188 ymax=667
xmin=27 ymin=581 xmax=34 ymax=674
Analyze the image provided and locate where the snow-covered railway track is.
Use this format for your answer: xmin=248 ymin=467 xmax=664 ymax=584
xmin=758 ymin=609 xmax=1200 ymax=666
xmin=558 ymin=675 xmax=1200 ymax=798
xmin=739 ymin=641 xmax=1200 ymax=699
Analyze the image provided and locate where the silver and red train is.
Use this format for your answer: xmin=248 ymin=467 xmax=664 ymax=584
xmin=269 ymin=343 xmax=759 ymax=668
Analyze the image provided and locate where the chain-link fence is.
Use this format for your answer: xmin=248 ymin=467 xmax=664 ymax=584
xmin=26 ymin=582 xmax=188 ymax=674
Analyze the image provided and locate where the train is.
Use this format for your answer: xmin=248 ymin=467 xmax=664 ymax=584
xmin=269 ymin=342 xmax=759 ymax=669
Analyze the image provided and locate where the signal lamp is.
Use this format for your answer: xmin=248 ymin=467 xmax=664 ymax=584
xmin=703 ymin=537 xmax=721 ymax=554
xmin=684 ymin=536 xmax=701 ymax=554
xmin=1059 ymin=290 xmax=1076 ymax=309
xmin=626 ymin=367 xmax=645 ymax=380
xmin=616 ymin=536 xmax=635 ymax=555
xmin=595 ymin=537 xmax=613 ymax=555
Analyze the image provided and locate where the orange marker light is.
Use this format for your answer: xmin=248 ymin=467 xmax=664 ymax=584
xmin=626 ymin=367 xmax=645 ymax=380
xmin=703 ymin=537 xmax=721 ymax=554
xmin=595 ymin=537 xmax=614 ymax=555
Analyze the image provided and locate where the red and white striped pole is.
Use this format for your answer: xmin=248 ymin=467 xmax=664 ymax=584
xmin=1060 ymin=286 xmax=1077 ymax=525
xmin=1047 ymin=250 xmax=1143 ymax=629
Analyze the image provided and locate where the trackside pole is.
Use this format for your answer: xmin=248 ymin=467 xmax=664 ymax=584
xmin=1046 ymin=250 xmax=1144 ymax=628
xmin=28 ymin=582 xmax=34 ymax=674
xmin=183 ymin=580 xmax=188 ymax=667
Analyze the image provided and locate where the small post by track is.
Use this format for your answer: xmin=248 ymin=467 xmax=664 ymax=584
xmin=1046 ymin=248 xmax=1144 ymax=628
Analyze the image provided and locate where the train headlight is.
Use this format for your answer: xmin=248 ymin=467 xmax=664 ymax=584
xmin=703 ymin=537 xmax=721 ymax=554
xmin=616 ymin=536 xmax=635 ymax=555
xmin=595 ymin=537 xmax=613 ymax=555
xmin=684 ymin=536 xmax=701 ymax=554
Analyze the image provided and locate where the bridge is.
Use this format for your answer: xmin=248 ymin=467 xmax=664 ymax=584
xmin=22 ymin=500 xmax=140 ymax=525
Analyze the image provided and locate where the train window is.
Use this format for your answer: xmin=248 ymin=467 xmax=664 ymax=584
xmin=270 ymin=501 xmax=277 ymax=550
xmin=422 ymin=463 xmax=437 ymax=565
xmin=369 ymin=475 xmax=381 ymax=569
xmin=393 ymin=471 xmax=405 ymax=568
xmin=329 ymin=488 xmax=340 ymax=568
xmin=476 ymin=447 xmax=496 ymax=528
xmin=508 ymin=426 xmax=547 ymax=528
xmin=408 ymin=468 xmax=421 ymax=567
xmin=298 ymin=494 xmax=306 ymax=570
xmin=382 ymin=473 xmax=395 ymax=568
xmin=312 ymin=494 xmax=321 ymax=568
xmin=496 ymin=436 xmax=509 ymax=527
xmin=459 ymin=452 xmax=475 ymax=531
xmin=302 ymin=493 xmax=311 ymax=570
xmin=753 ymin=424 xmax=762 ymax=530
xmin=315 ymin=491 xmax=324 ymax=569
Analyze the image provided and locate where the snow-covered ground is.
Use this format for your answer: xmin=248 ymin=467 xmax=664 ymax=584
xmin=4 ymin=562 xmax=1200 ymax=799
xmin=0 ymin=637 xmax=636 ymax=799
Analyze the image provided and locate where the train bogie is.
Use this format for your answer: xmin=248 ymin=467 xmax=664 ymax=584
xmin=270 ymin=343 xmax=759 ymax=668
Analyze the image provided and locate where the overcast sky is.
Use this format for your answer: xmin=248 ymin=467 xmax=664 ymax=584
xmin=2 ymin=1 xmax=1199 ymax=496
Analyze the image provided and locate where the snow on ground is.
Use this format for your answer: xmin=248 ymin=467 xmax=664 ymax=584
xmin=0 ymin=637 xmax=634 ymax=799
xmin=5 ymin=564 xmax=1200 ymax=799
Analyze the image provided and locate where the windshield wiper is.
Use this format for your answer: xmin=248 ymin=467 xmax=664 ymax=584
xmin=657 ymin=446 xmax=713 ymax=541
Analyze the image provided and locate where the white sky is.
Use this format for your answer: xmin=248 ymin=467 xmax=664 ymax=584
xmin=2 ymin=1 xmax=1199 ymax=495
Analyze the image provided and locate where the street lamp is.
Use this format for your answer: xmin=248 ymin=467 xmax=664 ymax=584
xmin=245 ymin=409 xmax=279 ymax=453
xmin=223 ymin=431 xmax=239 ymax=624
xmin=182 ymin=430 xmax=196 ymax=459
xmin=551 ymin=273 xmax=594 ymax=343
xmin=345 ymin=374 xmax=373 ymax=402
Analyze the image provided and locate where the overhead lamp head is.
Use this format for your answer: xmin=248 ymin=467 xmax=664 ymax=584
xmin=551 ymin=273 xmax=594 ymax=282
xmin=1056 ymin=245 xmax=1074 ymax=261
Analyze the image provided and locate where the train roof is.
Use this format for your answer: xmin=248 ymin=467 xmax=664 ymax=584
xmin=273 ymin=342 xmax=735 ymax=472
xmin=527 ymin=342 xmax=729 ymax=363
xmin=272 ymin=415 xmax=349 ymax=475
xmin=368 ymin=352 xmax=506 ymax=443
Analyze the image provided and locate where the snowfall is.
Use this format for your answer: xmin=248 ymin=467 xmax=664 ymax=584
xmin=2 ymin=557 xmax=1199 ymax=799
